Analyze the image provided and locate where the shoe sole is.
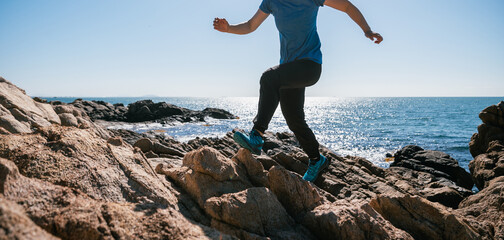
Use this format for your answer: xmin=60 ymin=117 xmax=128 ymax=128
xmin=233 ymin=132 xmax=261 ymax=155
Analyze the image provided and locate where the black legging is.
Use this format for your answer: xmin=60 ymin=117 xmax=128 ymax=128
xmin=253 ymin=59 xmax=322 ymax=159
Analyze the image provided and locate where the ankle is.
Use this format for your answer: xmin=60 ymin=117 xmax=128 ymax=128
xmin=253 ymin=129 xmax=264 ymax=137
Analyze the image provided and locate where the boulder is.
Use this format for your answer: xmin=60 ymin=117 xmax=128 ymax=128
xmin=233 ymin=148 xmax=269 ymax=187
xmin=126 ymin=100 xmax=186 ymax=122
xmin=0 ymin=77 xmax=61 ymax=133
xmin=204 ymin=187 xmax=312 ymax=239
xmin=456 ymin=176 xmax=504 ymax=239
xmin=201 ymin=107 xmax=237 ymax=120
xmin=69 ymin=99 xmax=128 ymax=121
xmin=0 ymin=157 xmax=234 ymax=240
xmin=370 ymin=194 xmax=481 ymax=240
xmin=303 ymin=200 xmax=413 ymax=240
xmin=156 ymin=147 xmax=253 ymax=208
xmin=389 ymin=145 xmax=473 ymax=207
xmin=468 ymin=101 xmax=504 ymax=190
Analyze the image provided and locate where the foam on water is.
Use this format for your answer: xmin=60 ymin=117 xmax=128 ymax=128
xmin=52 ymin=97 xmax=503 ymax=170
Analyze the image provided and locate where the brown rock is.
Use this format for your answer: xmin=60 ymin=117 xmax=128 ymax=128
xmin=370 ymin=194 xmax=481 ymax=240
xmin=0 ymin=157 xmax=234 ymax=240
xmin=267 ymin=165 xmax=326 ymax=219
xmin=157 ymin=147 xmax=253 ymax=207
xmin=469 ymin=150 xmax=504 ymax=190
xmin=58 ymin=113 xmax=79 ymax=126
xmin=134 ymin=138 xmax=153 ymax=152
xmin=204 ymin=187 xmax=312 ymax=239
xmin=303 ymin=200 xmax=413 ymax=240
xmin=233 ymin=148 xmax=269 ymax=187
xmin=0 ymin=77 xmax=61 ymax=134
xmin=0 ymin=198 xmax=59 ymax=240
xmin=107 ymin=137 xmax=123 ymax=146
xmin=0 ymin=125 xmax=178 ymax=207
xmin=456 ymin=176 xmax=504 ymax=240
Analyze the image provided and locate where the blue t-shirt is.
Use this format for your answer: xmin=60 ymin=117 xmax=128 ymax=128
xmin=260 ymin=0 xmax=325 ymax=64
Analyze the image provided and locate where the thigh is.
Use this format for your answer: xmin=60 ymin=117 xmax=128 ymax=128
xmin=274 ymin=60 xmax=322 ymax=90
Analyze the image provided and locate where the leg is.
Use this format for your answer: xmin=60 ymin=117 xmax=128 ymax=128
xmin=253 ymin=59 xmax=321 ymax=133
xmin=279 ymin=88 xmax=320 ymax=159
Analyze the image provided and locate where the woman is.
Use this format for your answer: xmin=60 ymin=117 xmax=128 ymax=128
xmin=213 ymin=0 xmax=382 ymax=182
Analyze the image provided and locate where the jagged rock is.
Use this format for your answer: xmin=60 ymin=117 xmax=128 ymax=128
xmin=0 ymin=198 xmax=59 ymax=240
xmin=0 ymin=158 xmax=234 ymax=240
xmin=157 ymin=147 xmax=253 ymax=208
xmin=0 ymin=77 xmax=60 ymax=133
xmin=303 ymin=200 xmax=413 ymax=240
xmin=389 ymin=145 xmax=473 ymax=208
xmin=127 ymin=100 xmax=185 ymax=122
xmin=69 ymin=99 xmax=128 ymax=121
xmin=370 ymin=193 xmax=481 ymax=240
xmin=470 ymin=152 xmax=504 ymax=190
xmin=204 ymin=187 xmax=313 ymax=240
xmin=233 ymin=149 xmax=269 ymax=187
xmin=267 ymin=165 xmax=327 ymax=219
xmin=468 ymin=101 xmax=504 ymax=190
xmin=456 ymin=176 xmax=504 ymax=239
xmin=0 ymin=125 xmax=177 ymax=207
xmin=202 ymin=107 xmax=238 ymax=120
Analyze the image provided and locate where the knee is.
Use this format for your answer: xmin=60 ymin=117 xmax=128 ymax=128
xmin=260 ymin=69 xmax=277 ymax=87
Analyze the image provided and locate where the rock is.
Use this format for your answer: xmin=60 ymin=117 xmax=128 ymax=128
xmin=468 ymin=101 xmax=504 ymax=190
xmin=469 ymin=152 xmax=504 ymax=190
xmin=204 ymin=187 xmax=312 ymax=239
xmin=201 ymin=108 xmax=237 ymax=119
xmin=370 ymin=193 xmax=481 ymax=240
xmin=0 ymin=198 xmax=59 ymax=240
xmin=125 ymin=100 xmax=238 ymax=123
xmin=126 ymin=100 xmax=186 ymax=122
xmin=0 ymin=77 xmax=61 ymax=133
xmin=303 ymin=200 xmax=414 ymax=240
xmin=69 ymin=99 xmax=128 ymax=121
xmin=58 ymin=113 xmax=79 ymax=127
xmin=157 ymin=147 xmax=253 ymax=208
xmin=0 ymin=125 xmax=177 ymax=207
xmin=107 ymin=137 xmax=124 ymax=146
xmin=267 ymin=165 xmax=326 ymax=219
xmin=456 ymin=176 xmax=504 ymax=240
xmin=134 ymin=138 xmax=154 ymax=152
xmin=233 ymin=148 xmax=269 ymax=187
xmin=389 ymin=145 xmax=473 ymax=207
xmin=153 ymin=142 xmax=185 ymax=157
xmin=0 ymin=157 xmax=234 ymax=240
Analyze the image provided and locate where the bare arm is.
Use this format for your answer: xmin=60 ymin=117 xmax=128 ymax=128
xmin=324 ymin=0 xmax=383 ymax=44
xmin=213 ymin=9 xmax=269 ymax=35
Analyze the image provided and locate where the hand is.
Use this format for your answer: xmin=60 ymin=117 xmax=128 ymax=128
xmin=365 ymin=31 xmax=383 ymax=44
xmin=213 ymin=18 xmax=229 ymax=33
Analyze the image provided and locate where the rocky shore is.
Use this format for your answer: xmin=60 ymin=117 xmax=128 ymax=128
xmin=1 ymin=76 xmax=503 ymax=239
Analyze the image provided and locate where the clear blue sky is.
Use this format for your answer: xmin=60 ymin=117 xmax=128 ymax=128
xmin=1 ymin=0 xmax=503 ymax=97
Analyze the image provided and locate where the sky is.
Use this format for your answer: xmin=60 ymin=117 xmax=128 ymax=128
xmin=1 ymin=0 xmax=503 ymax=97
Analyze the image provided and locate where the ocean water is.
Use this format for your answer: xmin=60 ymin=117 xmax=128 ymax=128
xmin=48 ymin=97 xmax=502 ymax=170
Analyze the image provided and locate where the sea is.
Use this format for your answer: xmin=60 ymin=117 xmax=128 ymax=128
xmin=48 ymin=97 xmax=502 ymax=171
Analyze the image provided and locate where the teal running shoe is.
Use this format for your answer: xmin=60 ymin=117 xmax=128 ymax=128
xmin=303 ymin=154 xmax=330 ymax=182
xmin=233 ymin=129 xmax=264 ymax=155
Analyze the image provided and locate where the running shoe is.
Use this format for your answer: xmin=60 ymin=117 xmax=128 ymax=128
xmin=302 ymin=154 xmax=330 ymax=182
xmin=233 ymin=129 xmax=264 ymax=155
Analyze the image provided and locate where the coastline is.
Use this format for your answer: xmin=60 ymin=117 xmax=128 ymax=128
xmin=1 ymin=76 xmax=503 ymax=239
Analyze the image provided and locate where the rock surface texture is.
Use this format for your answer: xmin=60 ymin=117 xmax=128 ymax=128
xmin=0 ymin=77 xmax=502 ymax=239
xmin=469 ymin=101 xmax=504 ymax=190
